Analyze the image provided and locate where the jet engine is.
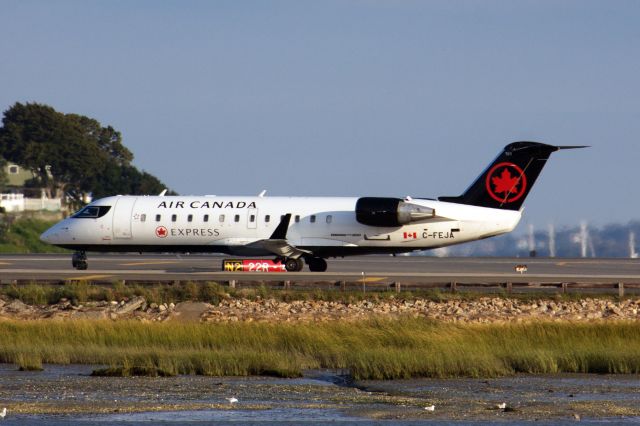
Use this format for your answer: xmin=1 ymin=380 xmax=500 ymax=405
xmin=355 ymin=197 xmax=435 ymax=227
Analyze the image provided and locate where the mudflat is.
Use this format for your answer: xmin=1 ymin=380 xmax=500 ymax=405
xmin=1 ymin=365 xmax=640 ymax=424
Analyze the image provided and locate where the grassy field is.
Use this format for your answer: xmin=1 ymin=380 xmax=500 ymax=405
xmin=0 ymin=217 xmax=68 ymax=253
xmin=1 ymin=319 xmax=640 ymax=379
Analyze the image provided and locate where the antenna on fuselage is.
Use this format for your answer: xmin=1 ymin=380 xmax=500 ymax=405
xmin=258 ymin=190 xmax=267 ymax=197
xmin=159 ymin=189 xmax=167 ymax=196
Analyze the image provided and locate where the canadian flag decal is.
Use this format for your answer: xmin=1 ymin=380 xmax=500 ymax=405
xmin=403 ymin=232 xmax=417 ymax=239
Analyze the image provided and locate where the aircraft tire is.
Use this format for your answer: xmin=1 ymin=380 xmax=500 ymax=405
xmin=285 ymin=258 xmax=303 ymax=272
xmin=308 ymin=258 xmax=327 ymax=272
xmin=72 ymin=251 xmax=88 ymax=270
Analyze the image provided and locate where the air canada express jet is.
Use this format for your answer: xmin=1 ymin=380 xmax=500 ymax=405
xmin=41 ymin=142 xmax=584 ymax=272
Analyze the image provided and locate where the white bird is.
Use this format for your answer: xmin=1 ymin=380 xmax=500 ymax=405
xmin=424 ymin=405 xmax=435 ymax=411
xmin=497 ymin=402 xmax=507 ymax=410
xmin=0 ymin=407 xmax=6 ymax=419
xmin=226 ymin=397 xmax=238 ymax=404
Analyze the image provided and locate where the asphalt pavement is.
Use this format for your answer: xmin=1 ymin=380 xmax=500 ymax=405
xmin=0 ymin=254 xmax=639 ymax=285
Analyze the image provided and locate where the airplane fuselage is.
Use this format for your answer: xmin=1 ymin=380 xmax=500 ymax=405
xmin=41 ymin=195 xmax=521 ymax=257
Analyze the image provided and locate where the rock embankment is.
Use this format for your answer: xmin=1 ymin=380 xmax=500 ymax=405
xmin=1 ymin=296 xmax=640 ymax=323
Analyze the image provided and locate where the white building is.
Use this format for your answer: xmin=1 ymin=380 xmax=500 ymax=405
xmin=1 ymin=162 xmax=63 ymax=212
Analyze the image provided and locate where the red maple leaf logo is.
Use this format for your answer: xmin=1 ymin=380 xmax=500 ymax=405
xmin=155 ymin=226 xmax=168 ymax=238
xmin=485 ymin=162 xmax=527 ymax=203
xmin=491 ymin=168 xmax=520 ymax=195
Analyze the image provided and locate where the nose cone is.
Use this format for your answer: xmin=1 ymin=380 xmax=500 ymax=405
xmin=41 ymin=221 xmax=69 ymax=246
xmin=40 ymin=226 xmax=57 ymax=244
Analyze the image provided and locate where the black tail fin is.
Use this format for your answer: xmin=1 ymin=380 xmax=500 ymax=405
xmin=438 ymin=141 xmax=585 ymax=211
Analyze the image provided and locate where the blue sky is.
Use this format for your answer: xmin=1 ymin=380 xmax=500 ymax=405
xmin=1 ymin=0 xmax=639 ymax=229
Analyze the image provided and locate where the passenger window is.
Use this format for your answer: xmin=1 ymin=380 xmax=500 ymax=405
xmin=295 ymin=215 xmax=300 ymax=223
xmin=188 ymin=214 xmax=193 ymax=222
xmin=326 ymin=215 xmax=332 ymax=224
xmin=141 ymin=214 xmax=146 ymax=222
xmin=265 ymin=215 xmax=270 ymax=223
xmin=310 ymin=215 xmax=316 ymax=223
xmin=250 ymin=214 xmax=255 ymax=222
xmin=234 ymin=214 xmax=240 ymax=223
xmin=155 ymin=214 xmax=161 ymax=222
xmin=171 ymin=214 xmax=177 ymax=222
xmin=204 ymin=214 xmax=209 ymax=222
xmin=219 ymin=214 xmax=225 ymax=223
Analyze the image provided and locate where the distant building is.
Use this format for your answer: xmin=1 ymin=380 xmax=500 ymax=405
xmin=0 ymin=162 xmax=62 ymax=212
xmin=5 ymin=163 xmax=36 ymax=188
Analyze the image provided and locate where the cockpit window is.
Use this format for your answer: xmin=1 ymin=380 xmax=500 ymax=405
xmin=73 ymin=206 xmax=111 ymax=218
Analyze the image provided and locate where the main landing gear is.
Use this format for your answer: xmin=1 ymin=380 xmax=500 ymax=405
xmin=307 ymin=257 xmax=328 ymax=272
xmin=72 ymin=251 xmax=88 ymax=270
xmin=284 ymin=258 xmax=304 ymax=272
xmin=281 ymin=257 xmax=328 ymax=272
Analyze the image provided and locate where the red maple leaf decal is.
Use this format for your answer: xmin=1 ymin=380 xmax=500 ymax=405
xmin=156 ymin=227 xmax=167 ymax=237
xmin=491 ymin=168 xmax=520 ymax=195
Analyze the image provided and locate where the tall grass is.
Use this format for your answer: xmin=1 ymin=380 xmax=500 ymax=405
xmin=1 ymin=319 xmax=640 ymax=379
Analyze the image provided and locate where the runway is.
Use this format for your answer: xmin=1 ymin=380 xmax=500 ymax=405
xmin=1 ymin=254 xmax=639 ymax=285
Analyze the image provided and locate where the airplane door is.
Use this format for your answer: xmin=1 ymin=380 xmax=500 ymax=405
xmin=112 ymin=197 xmax=137 ymax=239
xmin=247 ymin=208 xmax=258 ymax=229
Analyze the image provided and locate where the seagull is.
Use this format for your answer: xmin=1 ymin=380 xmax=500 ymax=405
xmin=497 ymin=402 xmax=507 ymax=410
xmin=424 ymin=405 xmax=435 ymax=411
xmin=226 ymin=397 xmax=238 ymax=404
xmin=0 ymin=407 xmax=6 ymax=419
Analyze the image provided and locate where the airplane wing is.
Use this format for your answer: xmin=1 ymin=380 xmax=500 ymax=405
xmin=245 ymin=213 xmax=311 ymax=259
xmin=250 ymin=238 xmax=311 ymax=259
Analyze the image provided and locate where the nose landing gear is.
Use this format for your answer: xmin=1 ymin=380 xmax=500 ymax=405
xmin=72 ymin=251 xmax=88 ymax=270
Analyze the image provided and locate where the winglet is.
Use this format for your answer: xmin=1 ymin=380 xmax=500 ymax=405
xmin=270 ymin=214 xmax=291 ymax=239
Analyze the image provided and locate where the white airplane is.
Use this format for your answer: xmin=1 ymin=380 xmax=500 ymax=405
xmin=40 ymin=142 xmax=584 ymax=271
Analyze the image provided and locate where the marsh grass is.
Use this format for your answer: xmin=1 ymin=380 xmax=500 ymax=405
xmin=1 ymin=319 xmax=640 ymax=379
xmin=15 ymin=352 xmax=44 ymax=371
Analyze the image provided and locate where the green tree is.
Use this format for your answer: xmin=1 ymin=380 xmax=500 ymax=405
xmin=90 ymin=164 xmax=169 ymax=199
xmin=0 ymin=157 xmax=7 ymax=193
xmin=67 ymin=114 xmax=133 ymax=165
xmin=0 ymin=102 xmax=173 ymax=209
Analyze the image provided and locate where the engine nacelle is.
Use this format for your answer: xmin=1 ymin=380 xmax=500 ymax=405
xmin=355 ymin=197 xmax=435 ymax=227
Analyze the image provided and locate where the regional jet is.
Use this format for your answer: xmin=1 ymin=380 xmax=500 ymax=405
xmin=40 ymin=142 xmax=584 ymax=271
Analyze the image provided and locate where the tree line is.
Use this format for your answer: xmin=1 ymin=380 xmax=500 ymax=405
xmin=0 ymin=102 xmax=174 ymax=208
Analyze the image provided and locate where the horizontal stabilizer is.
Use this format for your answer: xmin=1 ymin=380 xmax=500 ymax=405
xmin=556 ymin=145 xmax=590 ymax=150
